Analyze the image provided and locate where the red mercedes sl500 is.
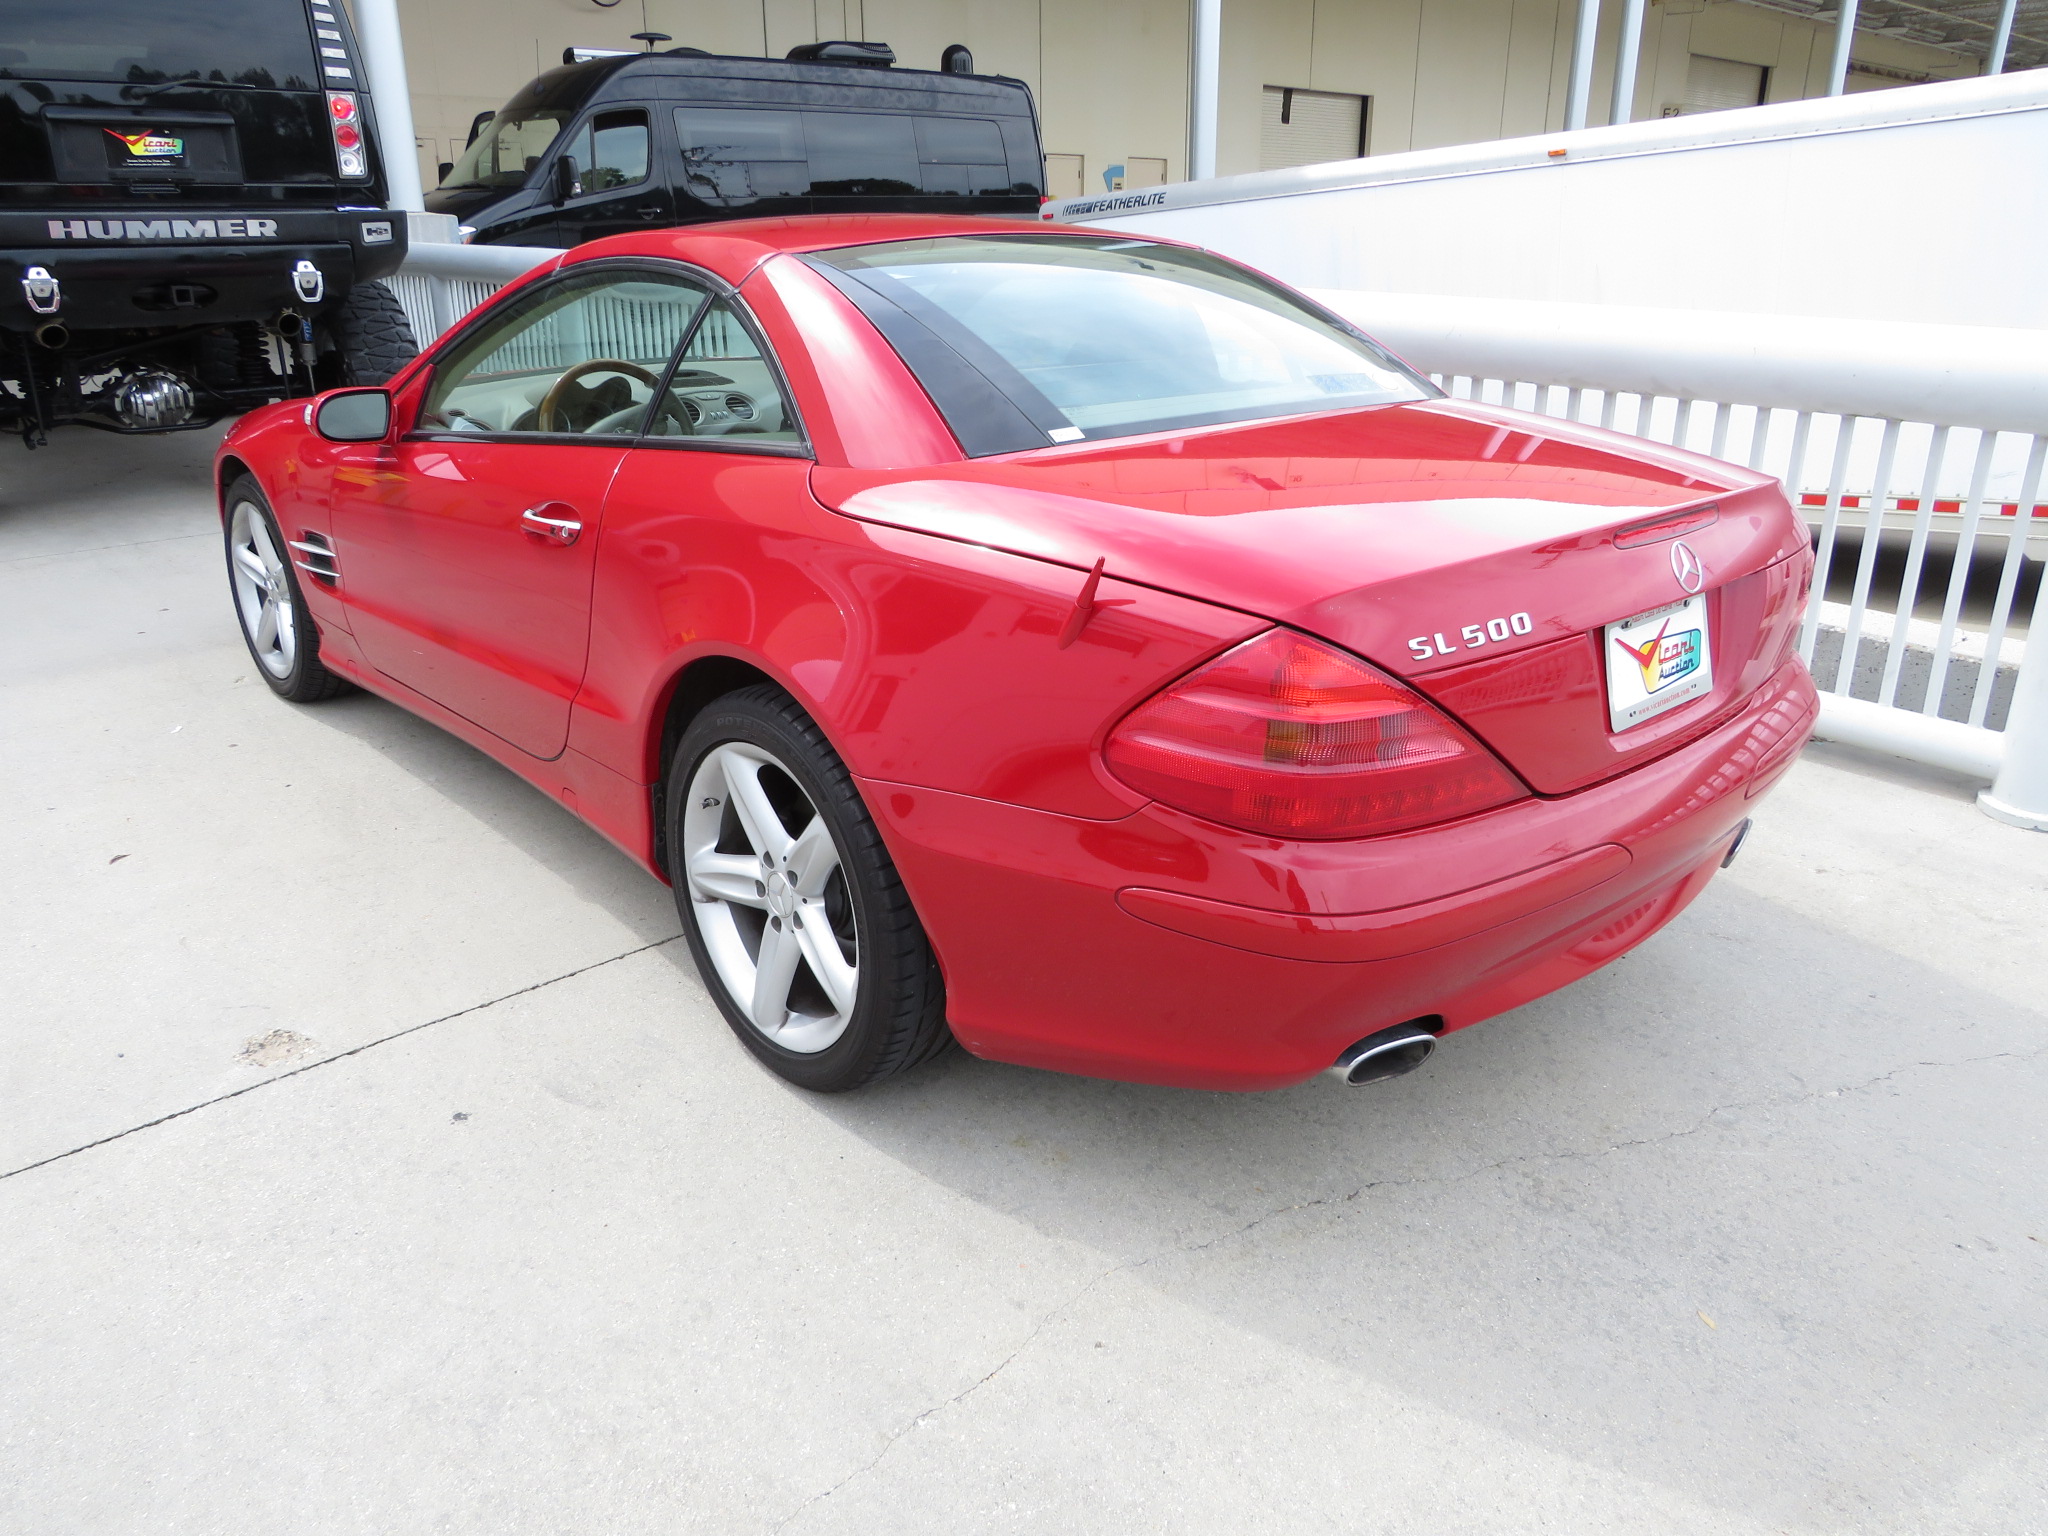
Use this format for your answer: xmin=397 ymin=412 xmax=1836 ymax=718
xmin=216 ymin=215 xmax=1817 ymax=1093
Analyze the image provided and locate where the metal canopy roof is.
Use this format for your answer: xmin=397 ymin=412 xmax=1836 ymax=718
xmin=1740 ymin=0 xmax=2048 ymax=73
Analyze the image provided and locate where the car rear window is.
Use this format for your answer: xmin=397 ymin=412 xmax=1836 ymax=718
xmin=808 ymin=235 xmax=1432 ymax=454
xmin=0 ymin=0 xmax=318 ymax=89
xmin=675 ymin=107 xmax=1025 ymax=205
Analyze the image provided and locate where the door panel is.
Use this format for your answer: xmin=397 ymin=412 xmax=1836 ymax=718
xmin=330 ymin=264 xmax=712 ymax=758
xmin=332 ymin=441 xmax=628 ymax=758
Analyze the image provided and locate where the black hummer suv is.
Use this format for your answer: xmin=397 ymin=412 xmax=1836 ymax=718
xmin=0 ymin=0 xmax=417 ymax=446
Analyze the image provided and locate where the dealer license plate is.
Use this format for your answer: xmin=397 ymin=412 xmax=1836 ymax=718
xmin=1604 ymin=593 xmax=1713 ymax=731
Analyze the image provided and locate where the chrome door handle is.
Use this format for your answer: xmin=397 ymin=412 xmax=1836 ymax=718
xmin=520 ymin=503 xmax=582 ymax=545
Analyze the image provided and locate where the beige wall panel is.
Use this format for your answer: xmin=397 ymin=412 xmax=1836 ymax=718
xmin=1411 ymin=0 xmax=1515 ymax=150
xmin=639 ymin=0 xmax=779 ymax=56
xmin=1687 ymin=4 xmax=1786 ymax=68
xmin=1645 ymin=4 xmax=1701 ymax=120
xmin=1039 ymin=0 xmax=1189 ymax=184
xmin=1765 ymin=17 xmax=1813 ymax=101
xmin=1217 ymin=0 xmax=1315 ymax=176
xmin=1304 ymin=0 xmax=1425 ymax=155
xmin=857 ymin=0 xmax=1044 ymax=92
xmin=1501 ymin=0 xmax=1564 ymax=135
xmin=763 ymin=0 xmax=819 ymax=57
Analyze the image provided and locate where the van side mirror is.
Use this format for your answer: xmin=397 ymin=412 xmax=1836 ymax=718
xmin=552 ymin=156 xmax=578 ymax=203
xmin=314 ymin=388 xmax=391 ymax=442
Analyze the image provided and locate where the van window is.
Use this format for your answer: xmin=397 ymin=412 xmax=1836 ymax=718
xmin=674 ymin=106 xmax=1020 ymax=206
xmin=562 ymin=108 xmax=650 ymax=195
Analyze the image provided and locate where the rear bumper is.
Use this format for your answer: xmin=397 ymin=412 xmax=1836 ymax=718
xmin=0 ymin=209 xmax=404 ymax=332
xmin=865 ymin=657 xmax=1818 ymax=1091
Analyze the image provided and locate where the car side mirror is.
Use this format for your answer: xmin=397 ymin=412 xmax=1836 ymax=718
xmin=314 ymin=388 xmax=391 ymax=442
xmin=552 ymin=156 xmax=578 ymax=204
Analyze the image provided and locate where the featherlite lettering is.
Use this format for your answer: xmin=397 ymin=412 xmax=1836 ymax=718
xmin=45 ymin=218 xmax=280 ymax=240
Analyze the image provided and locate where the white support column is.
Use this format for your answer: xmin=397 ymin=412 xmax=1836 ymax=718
xmin=1190 ymin=0 xmax=1222 ymax=181
xmin=1609 ymin=0 xmax=1647 ymax=125
xmin=353 ymin=0 xmax=425 ymax=213
xmin=1980 ymin=574 xmax=2048 ymax=829
xmin=1826 ymin=0 xmax=1861 ymax=96
xmin=1987 ymin=0 xmax=2019 ymax=73
xmin=1565 ymin=0 xmax=1603 ymax=130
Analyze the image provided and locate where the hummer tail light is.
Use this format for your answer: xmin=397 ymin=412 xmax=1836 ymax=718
xmin=327 ymin=92 xmax=368 ymax=180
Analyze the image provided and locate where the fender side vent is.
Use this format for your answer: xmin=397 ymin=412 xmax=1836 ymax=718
xmin=288 ymin=531 xmax=340 ymax=586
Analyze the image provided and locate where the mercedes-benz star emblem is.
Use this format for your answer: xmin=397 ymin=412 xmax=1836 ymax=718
xmin=1670 ymin=539 xmax=1705 ymax=594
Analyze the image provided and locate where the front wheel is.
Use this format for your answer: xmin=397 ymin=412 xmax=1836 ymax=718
xmin=224 ymin=477 xmax=352 ymax=702
xmin=668 ymin=686 xmax=952 ymax=1092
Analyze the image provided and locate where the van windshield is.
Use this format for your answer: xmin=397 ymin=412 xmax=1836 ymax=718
xmin=813 ymin=235 xmax=1431 ymax=448
xmin=0 ymin=0 xmax=318 ymax=89
xmin=441 ymin=108 xmax=574 ymax=191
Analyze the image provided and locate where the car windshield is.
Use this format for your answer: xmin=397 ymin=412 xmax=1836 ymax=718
xmin=811 ymin=235 xmax=1431 ymax=447
xmin=440 ymin=107 xmax=572 ymax=190
xmin=0 ymin=0 xmax=318 ymax=88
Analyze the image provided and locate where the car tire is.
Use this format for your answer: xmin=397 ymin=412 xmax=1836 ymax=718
xmin=667 ymin=685 xmax=953 ymax=1092
xmin=327 ymin=281 xmax=418 ymax=386
xmin=223 ymin=476 xmax=353 ymax=703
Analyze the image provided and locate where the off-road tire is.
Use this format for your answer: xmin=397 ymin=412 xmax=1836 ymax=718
xmin=668 ymin=686 xmax=954 ymax=1092
xmin=327 ymin=281 xmax=418 ymax=386
xmin=223 ymin=475 xmax=353 ymax=703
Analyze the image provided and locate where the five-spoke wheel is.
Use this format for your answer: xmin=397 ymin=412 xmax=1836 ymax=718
xmin=683 ymin=741 xmax=861 ymax=1053
xmin=223 ymin=477 xmax=351 ymax=702
xmin=669 ymin=687 xmax=951 ymax=1091
xmin=228 ymin=496 xmax=298 ymax=681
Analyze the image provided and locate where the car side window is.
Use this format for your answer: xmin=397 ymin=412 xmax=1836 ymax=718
xmin=647 ymin=298 xmax=802 ymax=446
xmin=419 ymin=268 xmax=711 ymax=438
xmin=562 ymin=108 xmax=650 ymax=197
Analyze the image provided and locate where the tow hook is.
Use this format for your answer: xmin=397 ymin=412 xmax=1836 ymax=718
xmin=291 ymin=259 xmax=325 ymax=304
xmin=21 ymin=265 xmax=61 ymax=316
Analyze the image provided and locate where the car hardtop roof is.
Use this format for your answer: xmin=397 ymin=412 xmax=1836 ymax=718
xmin=515 ymin=49 xmax=1034 ymax=116
xmin=565 ymin=215 xmax=1192 ymax=285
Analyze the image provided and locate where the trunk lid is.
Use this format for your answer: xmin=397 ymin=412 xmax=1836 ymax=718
xmin=813 ymin=399 xmax=1813 ymax=794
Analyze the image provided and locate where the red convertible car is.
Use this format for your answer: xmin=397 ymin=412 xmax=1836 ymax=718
xmin=216 ymin=215 xmax=1817 ymax=1093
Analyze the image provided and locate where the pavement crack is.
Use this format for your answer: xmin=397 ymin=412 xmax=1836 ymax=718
xmin=771 ymin=1264 xmax=1127 ymax=1531
xmin=0 ymin=530 xmax=211 ymax=566
xmin=766 ymin=1041 xmax=2043 ymax=1531
xmin=0 ymin=934 xmax=682 ymax=1183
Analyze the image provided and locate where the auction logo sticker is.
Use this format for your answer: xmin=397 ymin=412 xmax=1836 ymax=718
xmin=106 ymin=129 xmax=186 ymax=159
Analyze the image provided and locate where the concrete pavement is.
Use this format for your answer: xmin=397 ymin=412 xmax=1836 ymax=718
xmin=3 ymin=426 xmax=2045 ymax=1534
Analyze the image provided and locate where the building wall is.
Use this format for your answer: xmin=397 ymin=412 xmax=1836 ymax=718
xmin=364 ymin=0 xmax=1982 ymax=194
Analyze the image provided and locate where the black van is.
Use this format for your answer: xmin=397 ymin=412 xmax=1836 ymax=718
xmin=0 ymin=0 xmax=415 ymax=444
xmin=429 ymin=42 xmax=1044 ymax=248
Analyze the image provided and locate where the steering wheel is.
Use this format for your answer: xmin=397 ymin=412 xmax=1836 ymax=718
xmin=536 ymin=358 xmax=662 ymax=433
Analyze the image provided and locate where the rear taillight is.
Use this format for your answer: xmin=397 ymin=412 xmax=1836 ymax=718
xmin=327 ymin=91 xmax=368 ymax=180
xmin=1104 ymin=630 xmax=1527 ymax=839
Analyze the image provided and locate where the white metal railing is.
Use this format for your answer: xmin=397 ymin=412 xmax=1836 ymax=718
xmin=378 ymin=247 xmax=2048 ymax=826
xmin=382 ymin=239 xmax=554 ymax=347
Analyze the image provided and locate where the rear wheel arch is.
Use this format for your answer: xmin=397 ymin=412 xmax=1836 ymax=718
xmin=649 ymin=654 xmax=782 ymax=873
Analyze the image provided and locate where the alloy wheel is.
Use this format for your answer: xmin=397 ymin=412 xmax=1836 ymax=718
xmin=228 ymin=499 xmax=297 ymax=680
xmin=682 ymin=741 xmax=860 ymax=1053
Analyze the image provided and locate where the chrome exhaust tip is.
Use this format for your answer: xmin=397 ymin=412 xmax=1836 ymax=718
xmin=1328 ymin=1021 xmax=1439 ymax=1085
xmin=34 ymin=320 xmax=68 ymax=350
